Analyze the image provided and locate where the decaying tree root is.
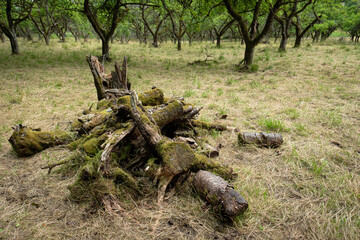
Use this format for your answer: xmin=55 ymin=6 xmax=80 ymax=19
xmin=238 ymin=132 xmax=283 ymax=148
xmin=193 ymin=170 xmax=248 ymax=218
xmin=8 ymin=55 xmax=247 ymax=220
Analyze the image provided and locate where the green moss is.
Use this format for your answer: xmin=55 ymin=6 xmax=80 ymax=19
xmin=192 ymin=153 xmax=233 ymax=180
xmin=97 ymin=99 xmax=112 ymax=110
xmin=152 ymin=100 xmax=183 ymax=128
xmin=67 ymin=138 xmax=83 ymax=150
xmin=156 ymin=140 xmax=196 ymax=175
xmin=139 ymin=88 xmax=164 ymax=106
xmin=191 ymin=120 xmax=227 ymax=131
xmin=82 ymin=135 xmax=106 ymax=156
xmin=68 ymin=177 xmax=117 ymax=203
xmin=112 ymin=167 xmax=139 ymax=191
xmin=8 ymin=126 xmax=73 ymax=157
xmin=117 ymin=95 xmax=131 ymax=106
xmin=145 ymin=158 xmax=160 ymax=177
xmin=70 ymin=119 xmax=83 ymax=132
xmin=79 ymin=162 xmax=99 ymax=180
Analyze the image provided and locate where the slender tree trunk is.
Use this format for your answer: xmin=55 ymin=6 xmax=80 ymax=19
xmin=294 ymin=36 xmax=301 ymax=48
xmin=177 ymin=37 xmax=181 ymax=51
xmin=279 ymin=34 xmax=287 ymax=52
xmin=0 ymin=31 xmax=5 ymax=43
xmin=279 ymin=22 xmax=289 ymax=52
xmin=244 ymin=43 xmax=255 ymax=65
xmin=152 ymin=34 xmax=158 ymax=47
xmin=9 ymin=28 xmax=20 ymax=55
xmin=216 ymin=35 xmax=221 ymax=48
xmin=102 ymin=38 xmax=110 ymax=59
xmin=45 ymin=35 xmax=50 ymax=46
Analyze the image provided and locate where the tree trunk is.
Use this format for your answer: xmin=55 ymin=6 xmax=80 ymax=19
xmin=9 ymin=31 xmax=20 ymax=55
xmin=177 ymin=37 xmax=181 ymax=51
xmin=244 ymin=43 xmax=255 ymax=66
xmin=279 ymin=34 xmax=287 ymax=52
xmin=0 ymin=31 xmax=5 ymax=43
xmin=152 ymin=34 xmax=158 ymax=47
xmin=45 ymin=35 xmax=50 ymax=46
xmin=102 ymin=38 xmax=110 ymax=60
xmin=294 ymin=36 xmax=301 ymax=48
xmin=216 ymin=35 xmax=221 ymax=48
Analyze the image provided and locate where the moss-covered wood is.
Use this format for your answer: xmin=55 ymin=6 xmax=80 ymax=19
xmin=8 ymin=55 xmax=246 ymax=220
xmin=8 ymin=125 xmax=73 ymax=157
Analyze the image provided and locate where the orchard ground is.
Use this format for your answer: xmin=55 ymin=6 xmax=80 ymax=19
xmin=0 ymin=38 xmax=359 ymax=239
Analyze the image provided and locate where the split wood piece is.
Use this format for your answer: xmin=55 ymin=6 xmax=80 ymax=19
xmin=191 ymin=120 xmax=227 ymax=131
xmin=238 ymin=132 xmax=283 ymax=148
xmin=8 ymin=125 xmax=73 ymax=157
xmin=86 ymin=55 xmax=107 ymax=100
xmin=113 ymin=57 xmax=129 ymax=90
xmin=87 ymin=55 xmax=130 ymax=100
xmin=193 ymin=170 xmax=248 ymax=218
xmin=201 ymin=143 xmax=220 ymax=158
xmin=99 ymin=122 xmax=135 ymax=174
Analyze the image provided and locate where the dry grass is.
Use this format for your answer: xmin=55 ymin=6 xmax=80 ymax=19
xmin=0 ymin=38 xmax=359 ymax=239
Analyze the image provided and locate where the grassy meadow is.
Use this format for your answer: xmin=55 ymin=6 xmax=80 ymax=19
xmin=0 ymin=37 xmax=359 ymax=239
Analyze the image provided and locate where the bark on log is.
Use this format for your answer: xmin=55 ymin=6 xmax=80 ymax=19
xmin=193 ymin=170 xmax=248 ymax=218
xmin=238 ymin=132 xmax=283 ymax=148
xmin=8 ymin=125 xmax=73 ymax=157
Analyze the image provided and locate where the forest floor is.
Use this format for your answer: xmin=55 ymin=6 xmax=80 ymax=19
xmin=0 ymin=38 xmax=359 ymax=239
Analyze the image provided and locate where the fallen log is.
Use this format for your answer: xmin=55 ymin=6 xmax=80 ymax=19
xmin=201 ymin=143 xmax=220 ymax=158
xmin=8 ymin=125 xmax=73 ymax=157
xmin=238 ymin=132 xmax=283 ymax=148
xmin=193 ymin=170 xmax=248 ymax=218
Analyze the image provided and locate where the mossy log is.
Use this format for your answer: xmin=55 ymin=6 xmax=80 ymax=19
xmin=193 ymin=170 xmax=248 ymax=218
xmin=238 ymin=132 xmax=283 ymax=148
xmin=191 ymin=120 xmax=227 ymax=131
xmin=8 ymin=125 xmax=73 ymax=157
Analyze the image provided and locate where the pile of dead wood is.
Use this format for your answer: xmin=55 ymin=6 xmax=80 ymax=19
xmin=9 ymin=56 xmax=255 ymax=219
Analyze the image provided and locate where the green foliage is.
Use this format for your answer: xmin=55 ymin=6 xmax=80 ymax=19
xmin=258 ymin=118 xmax=286 ymax=132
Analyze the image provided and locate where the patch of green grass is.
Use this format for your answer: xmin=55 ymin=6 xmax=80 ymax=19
xmin=55 ymin=82 xmax=63 ymax=89
xmin=184 ymin=89 xmax=195 ymax=98
xmin=294 ymin=123 xmax=308 ymax=136
xmin=201 ymin=92 xmax=208 ymax=98
xmin=323 ymin=110 xmax=342 ymax=127
xmin=250 ymin=80 xmax=261 ymax=89
xmin=284 ymin=108 xmax=300 ymax=120
xmin=258 ymin=118 xmax=286 ymax=132
xmin=249 ymin=64 xmax=259 ymax=72
xmin=225 ymin=78 xmax=236 ymax=86
xmin=217 ymin=88 xmax=223 ymax=96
